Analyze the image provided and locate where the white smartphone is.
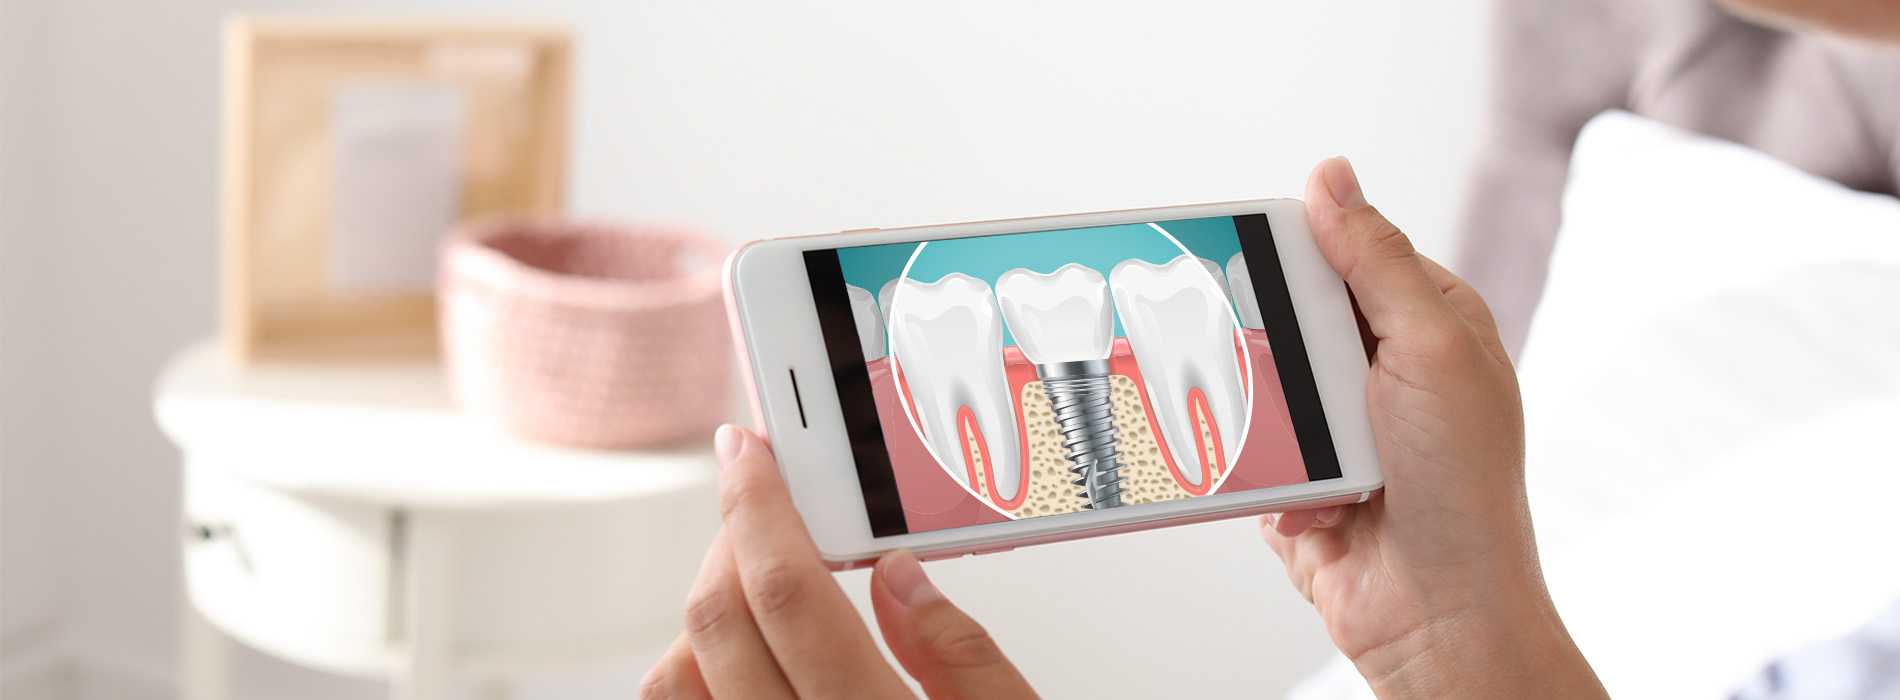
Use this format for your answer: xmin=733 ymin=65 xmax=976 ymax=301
xmin=723 ymin=199 xmax=1381 ymax=569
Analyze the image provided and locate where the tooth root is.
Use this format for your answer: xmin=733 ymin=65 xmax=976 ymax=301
xmin=960 ymin=410 xmax=993 ymax=495
xmin=888 ymin=273 xmax=1024 ymax=507
xmin=845 ymin=284 xmax=887 ymax=360
xmin=1227 ymin=252 xmax=1265 ymax=330
xmin=1191 ymin=389 xmax=1224 ymax=479
xmin=1110 ymin=255 xmax=1249 ymax=489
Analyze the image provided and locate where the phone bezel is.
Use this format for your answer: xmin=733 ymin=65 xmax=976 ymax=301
xmin=725 ymin=199 xmax=1382 ymax=564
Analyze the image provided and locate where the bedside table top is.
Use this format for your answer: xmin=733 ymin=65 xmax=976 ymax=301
xmin=154 ymin=339 xmax=720 ymax=508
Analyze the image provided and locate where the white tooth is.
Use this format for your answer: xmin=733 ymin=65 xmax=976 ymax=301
xmin=994 ymin=263 xmax=1114 ymax=363
xmin=1198 ymin=257 xmax=1235 ymax=311
xmin=1227 ymin=252 xmax=1265 ymax=329
xmin=879 ymin=279 xmax=900 ymax=337
xmin=889 ymin=273 xmax=1022 ymax=502
xmin=1110 ymin=255 xmax=1248 ymax=487
xmin=845 ymin=284 xmax=887 ymax=360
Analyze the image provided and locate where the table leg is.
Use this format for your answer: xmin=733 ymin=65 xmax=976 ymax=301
xmin=179 ymin=604 xmax=234 ymax=700
xmin=392 ymin=511 xmax=458 ymax=700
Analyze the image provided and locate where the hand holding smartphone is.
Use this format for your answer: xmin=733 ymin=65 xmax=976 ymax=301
xmin=656 ymin=160 xmax=1597 ymax=700
xmin=723 ymin=199 xmax=1382 ymax=568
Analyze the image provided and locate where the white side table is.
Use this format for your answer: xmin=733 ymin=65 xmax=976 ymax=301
xmin=154 ymin=340 xmax=720 ymax=700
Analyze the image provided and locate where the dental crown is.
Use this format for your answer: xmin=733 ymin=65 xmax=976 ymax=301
xmin=995 ymin=263 xmax=1115 ymax=364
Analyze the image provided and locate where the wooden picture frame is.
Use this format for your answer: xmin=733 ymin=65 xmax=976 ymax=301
xmin=222 ymin=18 xmax=570 ymax=362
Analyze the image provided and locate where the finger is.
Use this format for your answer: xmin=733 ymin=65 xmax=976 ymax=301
xmin=714 ymin=425 xmax=912 ymax=698
xmin=870 ymin=550 xmax=1039 ymax=700
xmin=1416 ymin=255 xmax=1510 ymax=366
xmin=1303 ymin=157 xmax=1463 ymax=345
xmin=1260 ymin=515 xmax=1285 ymax=551
xmin=1258 ymin=507 xmax=1342 ymax=559
xmin=1311 ymin=506 xmax=1347 ymax=529
xmin=1270 ymin=508 xmax=1323 ymax=537
xmin=1260 ymin=514 xmax=1291 ymax=560
xmin=639 ymin=635 xmax=714 ymax=700
xmin=1259 ymin=519 xmax=1318 ymax=604
xmin=682 ymin=532 xmax=797 ymax=700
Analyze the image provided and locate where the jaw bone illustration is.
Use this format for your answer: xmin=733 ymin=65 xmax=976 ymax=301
xmin=995 ymin=264 xmax=1128 ymax=510
xmin=845 ymin=284 xmax=887 ymax=360
xmin=888 ymin=273 xmax=1027 ymax=510
xmin=1110 ymin=255 xmax=1249 ymax=491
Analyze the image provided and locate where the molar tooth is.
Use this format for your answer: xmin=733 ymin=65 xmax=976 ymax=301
xmin=888 ymin=273 xmax=1023 ymax=506
xmin=1226 ymin=252 xmax=1265 ymax=329
xmin=845 ymin=284 xmax=887 ymax=360
xmin=878 ymin=279 xmax=900 ymax=336
xmin=1110 ymin=255 xmax=1249 ymax=489
xmin=1198 ymin=257 xmax=1235 ymax=311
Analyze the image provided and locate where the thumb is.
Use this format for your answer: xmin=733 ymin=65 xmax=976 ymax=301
xmin=1303 ymin=157 xmax=1461 ymax=343
xmin=869 ymin=550 xmax=1038 ymax=699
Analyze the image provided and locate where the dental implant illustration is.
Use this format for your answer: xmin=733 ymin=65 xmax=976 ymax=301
xmin=996 ymin=264 xmax=1128 ymax=510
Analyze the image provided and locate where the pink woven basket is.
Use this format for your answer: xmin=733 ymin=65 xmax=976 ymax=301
xmin=439 ymin=218 xmax=730 ymax=449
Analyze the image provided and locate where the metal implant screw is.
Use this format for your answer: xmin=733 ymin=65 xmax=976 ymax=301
xmin=1036 ymin=359 xmax=1127 ymax=510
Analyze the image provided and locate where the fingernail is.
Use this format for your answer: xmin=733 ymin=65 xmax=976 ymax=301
xmin=1264 ymin=513 xmax=1281 ymax=529
xmin=885 ymin=549 xmax=942 ymax=607
xmin=1324 ymin=157 xmax=1369 ymax=210
xmin=715 ymin=424 xmax=745 ymax=466
xmin=1316 ymin=506 xmax=1345 ymax=527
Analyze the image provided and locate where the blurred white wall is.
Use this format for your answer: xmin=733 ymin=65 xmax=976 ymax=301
xmin=2 ymin=0 xmax=66 ymax=695
xmin=0 ymin=0 xmax=1489 ymax=698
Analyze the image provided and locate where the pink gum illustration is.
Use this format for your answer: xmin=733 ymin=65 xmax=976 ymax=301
xmin=875 ymin=327 xmax=1311 ymax=532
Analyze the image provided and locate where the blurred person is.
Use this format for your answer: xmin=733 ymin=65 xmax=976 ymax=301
xmin=1449 ymin=0 xmax=1900 ymax=697
xmin=1456 ymin=0 xmax=1900 ymax=356
xmin=638 ymin=157 xmax=1613 ymax=700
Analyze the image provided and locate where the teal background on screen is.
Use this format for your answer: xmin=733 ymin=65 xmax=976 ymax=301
xmin=835 ymin=215 xmax=1244 ymax=348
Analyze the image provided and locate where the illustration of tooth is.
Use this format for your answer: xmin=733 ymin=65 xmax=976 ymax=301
xmin=1198 ymin=257 xmax=1235 ymax=311
xmin=1110 ymin=255 xmax=1249 ymax=490
xmin=996 ymin=264 xmax=1127 ymax=510
xmin=878 ymin=279 xmax=900 ymax=336
xmin=888 ymin=273 xmax=1025 ymax=508
xmin=845 ymin=284 xmax=887 ymax=360
xmin=1226 ymin=252 xmax=1265 ymax=329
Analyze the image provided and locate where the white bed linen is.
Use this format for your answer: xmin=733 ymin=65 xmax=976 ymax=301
xmin=1287 ymin=111 xmax=1900 ymax=700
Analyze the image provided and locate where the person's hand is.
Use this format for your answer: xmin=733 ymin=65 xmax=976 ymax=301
xmin=1261 ymin=158 xmax=1607 ymax=699
xmin=639 ymin=425 xmax=1040 ymax=700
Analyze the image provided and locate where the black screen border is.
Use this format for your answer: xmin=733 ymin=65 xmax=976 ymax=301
xmin=802 ymin=250 xmax=911 ymax=537
xmin=1232 ymin=213 xmax=1344 ymax=481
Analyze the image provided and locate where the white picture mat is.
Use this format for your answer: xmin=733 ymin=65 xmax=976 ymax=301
xmin=328 ymin=82 xmax=468 ymax=295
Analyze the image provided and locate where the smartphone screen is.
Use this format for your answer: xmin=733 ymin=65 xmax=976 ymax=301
xmin=802 ymin=214 xmax=1344 ymax=537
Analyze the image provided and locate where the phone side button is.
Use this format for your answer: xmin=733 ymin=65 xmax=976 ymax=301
xmin=973 ymin=546 xmax=1014 ymax=557
xmin=839 ymin=227 xmax=881 ymax=234
xmin=920 ymin=551 xmax=968 ymax=562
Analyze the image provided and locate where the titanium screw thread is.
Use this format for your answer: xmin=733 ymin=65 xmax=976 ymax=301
xmin=1036 ymin=359 xmax=1127 ymax=510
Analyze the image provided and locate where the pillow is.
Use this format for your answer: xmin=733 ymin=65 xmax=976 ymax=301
xmin=1523 ymin=111 xmax=1900 ymax=698
xmin=1289 ymin=110 xmax=1900 ymax=700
